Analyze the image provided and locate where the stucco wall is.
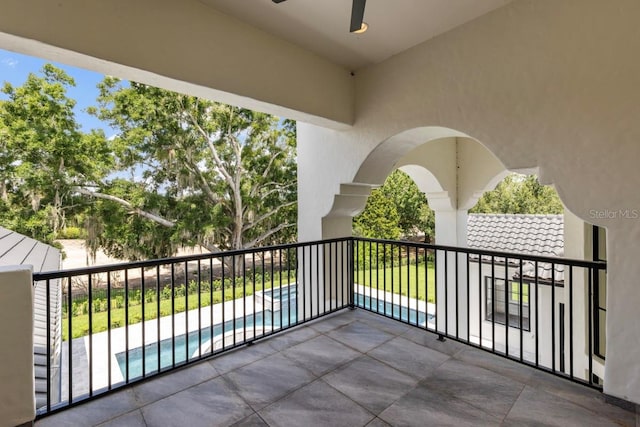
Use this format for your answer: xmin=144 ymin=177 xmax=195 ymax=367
xmin=0 ymin=266 xmax=35 ymax=426
xmin=298 ymin=0 xmax=640 ymax=402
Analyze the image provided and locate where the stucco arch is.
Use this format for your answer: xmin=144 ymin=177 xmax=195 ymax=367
xmin=351 ymin=127 xmax=469 ymax=186
xmin=322 ymin=127 xmax=508 ymax=233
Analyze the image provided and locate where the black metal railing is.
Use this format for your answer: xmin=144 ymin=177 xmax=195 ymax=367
xmin=33 ymin=236 xmax=606 ymax=418
xmin=353 ymin=237 xmax=607 ymax=388
xmin=33 ymin=238 xmax=353 ymax=416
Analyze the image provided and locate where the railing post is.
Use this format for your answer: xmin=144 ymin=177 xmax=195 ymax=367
xmin=349 ymin=238 xmax=355 ymax=310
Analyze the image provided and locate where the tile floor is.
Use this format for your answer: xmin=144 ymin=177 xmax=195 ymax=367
xmin=36 ymin=309 xmax=638 ymax=427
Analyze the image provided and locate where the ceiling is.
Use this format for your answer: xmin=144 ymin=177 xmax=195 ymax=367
xmin=200 ymin=0 xmax=511 ymax=70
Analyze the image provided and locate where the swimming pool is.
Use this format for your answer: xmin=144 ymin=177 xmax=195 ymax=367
xmin=355 ymin=293 xmax=435 ymax=326
xmin=117 ymin=287 xmax=433 ymax=378
xmin=116 ymin=286 xmax=297 ymax=379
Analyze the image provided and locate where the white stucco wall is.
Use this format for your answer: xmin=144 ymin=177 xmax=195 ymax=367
xmin=298 ymin=0 xmax=640 ymax=403
xmin=0 ymin=266 xmax=35 ymax=426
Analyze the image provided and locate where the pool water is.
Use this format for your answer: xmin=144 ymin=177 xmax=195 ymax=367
xmin=117 ymin=287 xmax=433 ymax=379
xmin=355 ymin=293 xmax=435 ymax=326
xmin=116 ymin=286 xmax=297 ymax=379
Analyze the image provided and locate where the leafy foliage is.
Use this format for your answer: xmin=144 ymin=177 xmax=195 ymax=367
xmin=85 ymin=78 xmax=297 ymax=260
xmin=470 ymin=174 xmax=563 ymax=214
xmin=353 ymin=189 xmax=401 ymax=239
xmin=0 ymin=65 xmax=112 ymax=243
xmin=354 ymin=170 xmax=434 ymax=241
xmin=0 ymin=66 xmax=296 ymax=262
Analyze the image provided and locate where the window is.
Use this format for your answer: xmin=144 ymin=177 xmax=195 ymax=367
xmin=485 ymin=277 xmax=530 ymax=331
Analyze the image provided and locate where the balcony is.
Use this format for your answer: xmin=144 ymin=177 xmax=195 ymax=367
xmin=25 ymin=238 xmax=636 ymax=426
xmin=34 ymin=309 xmax=636 ymax=426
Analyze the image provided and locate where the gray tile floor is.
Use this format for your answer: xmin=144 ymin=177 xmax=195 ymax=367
xmin=36 ymin=309 xmax=638 ymax=427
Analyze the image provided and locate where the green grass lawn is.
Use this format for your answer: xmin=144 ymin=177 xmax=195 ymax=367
xmin=63 ymin=279 xmax=288 ymax=340
xmin=63 ymin=262 xmax=435 ymax=340
xmin=355 ymin=262 xmax=436 ymax=303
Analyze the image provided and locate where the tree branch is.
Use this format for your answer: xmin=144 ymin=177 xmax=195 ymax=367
xmin=249 ymin=151 xmax=284 ymax=198
xmin=242 ymin=200 xmax=297 ymax=232
xmin=185 ymin=110 xmax=235 ymax=188
xmin=244 ymin=222 xmax=296 ymax=249
xmin=181 ymin=159 xmax=220 ymax=204
xmin=75 ymin=187 xmax=176 ymax=228
xmin=257 ymin=184 xmax=296 ymax=201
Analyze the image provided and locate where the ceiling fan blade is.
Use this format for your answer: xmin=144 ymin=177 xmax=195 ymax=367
xmin=350 ymin=0 xmax=367 ymax=32
xmin=272 ymin=0 xmax=287 ymax=3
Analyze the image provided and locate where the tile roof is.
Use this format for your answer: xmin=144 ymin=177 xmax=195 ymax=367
xmin=467 ymin=214 xmax=564 ymax=282
xmin=0 ymin=226 xmax=62 ymax=409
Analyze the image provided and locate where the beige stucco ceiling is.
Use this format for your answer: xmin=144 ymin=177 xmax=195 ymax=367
xmin=200 ymin=0 xmax=511 ymax=70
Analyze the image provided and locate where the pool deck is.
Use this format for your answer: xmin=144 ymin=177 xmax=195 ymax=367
xmin=37 ymin=309 xmax=638 ymax=427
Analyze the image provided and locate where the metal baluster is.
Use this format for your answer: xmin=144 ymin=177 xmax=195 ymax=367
xmin=88 ymin=273 xmax=93 ymax=395
xmin=107 ymin=273 xmax=112 ymax=388
xmin=184 ymin=261 xmax=189 ymax=363
xmin=455 ymin=250 xmax=459 ymax=340
xmin=170 ymin=264 xmax=175 ymax=369
xmin=534 ymin=261 xmax=539 ymax=367
xmin=209 ymin=258 xmax=214 ymax=355
xmin=222 ymin=256 xmax=226 ymax=351
xmin=519 ymin=259 xmax=524 ymax=362
xmin=587 ymin=267 xmax=598 ymax=385
xmin=491 ymin=256 xmax=495 ymax=353
xmin=67 ymin=276 xmax=73 ymax=404
xmin=569 ymin=266 xmax=574 ymax=379
xmin=198 ymin=259 xmax=202 ymax=359
xmin=46 ymin=279 xmax=51 ymax=411
xmin=551 ymin=262 xmax=556 ymax=372
xmin=504 ymin=256 xmax=509 ymax=357
xmin=141 ymin=267 xmax=146 ymax=376
xmin=157 ymin=265 xmax=161 ymax=372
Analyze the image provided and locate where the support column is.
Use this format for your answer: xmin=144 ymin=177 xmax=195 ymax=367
xmin=603 ymin=225 xmax=640 ymax=403
xmin=433 ymin=208 xmax=469 ymax=339
xmin=563 ymin=209 xmax=591 ymax=380
xmin=0 ymin=265 xmax=35 ymax=427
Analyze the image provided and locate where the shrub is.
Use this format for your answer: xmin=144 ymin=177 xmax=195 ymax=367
xmin=114 ymin=295 xmax=124 ymax=309
xmin=57 ymin=226 xmax=85 ymax=239
xmin=161 ymin=285 xmax=172 ymax=300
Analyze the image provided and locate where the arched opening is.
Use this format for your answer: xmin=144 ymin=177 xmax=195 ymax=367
xmin=322 ymin=126 xmax=508 ymax=245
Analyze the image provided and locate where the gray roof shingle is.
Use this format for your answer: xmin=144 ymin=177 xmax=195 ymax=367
xmin=467 ymin=214 xmax=564 ymax=282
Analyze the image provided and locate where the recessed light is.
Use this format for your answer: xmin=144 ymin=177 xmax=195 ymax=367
xmin=352 ymin=22 xmax=368 ymax=34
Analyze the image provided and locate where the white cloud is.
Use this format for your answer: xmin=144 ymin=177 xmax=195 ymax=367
xmin=1 ymin=57 xmax=18 ymax=68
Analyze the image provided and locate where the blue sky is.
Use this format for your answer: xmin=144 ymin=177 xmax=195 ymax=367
xmin=0 ymin=48 xmax=114 ymax=135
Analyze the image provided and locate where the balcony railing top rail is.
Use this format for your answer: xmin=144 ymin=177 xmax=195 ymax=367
xmin=354 ymin=237 xmax=607 ymax=270
xmin=33 ymin=237 xmax=351 ymax=280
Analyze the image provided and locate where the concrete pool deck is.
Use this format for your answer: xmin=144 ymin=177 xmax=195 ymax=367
xmin=38 ymin=309 xmax=637 ymax=426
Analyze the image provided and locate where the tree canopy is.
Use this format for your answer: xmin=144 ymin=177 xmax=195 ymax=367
xmin=354 ymin=170 xmax=434 ymax=241
xmin=0 ymin=64 xmax=112 ymax=244
xmin=81 ymin=78 xmax=297 ymax=260
xmin=0 ymin=65 xmax=297 ymax=260
xmin=354 ymin=171 xmax=562 ymax=243
xmin=470 ymin=174 xmax=563 ymax=215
